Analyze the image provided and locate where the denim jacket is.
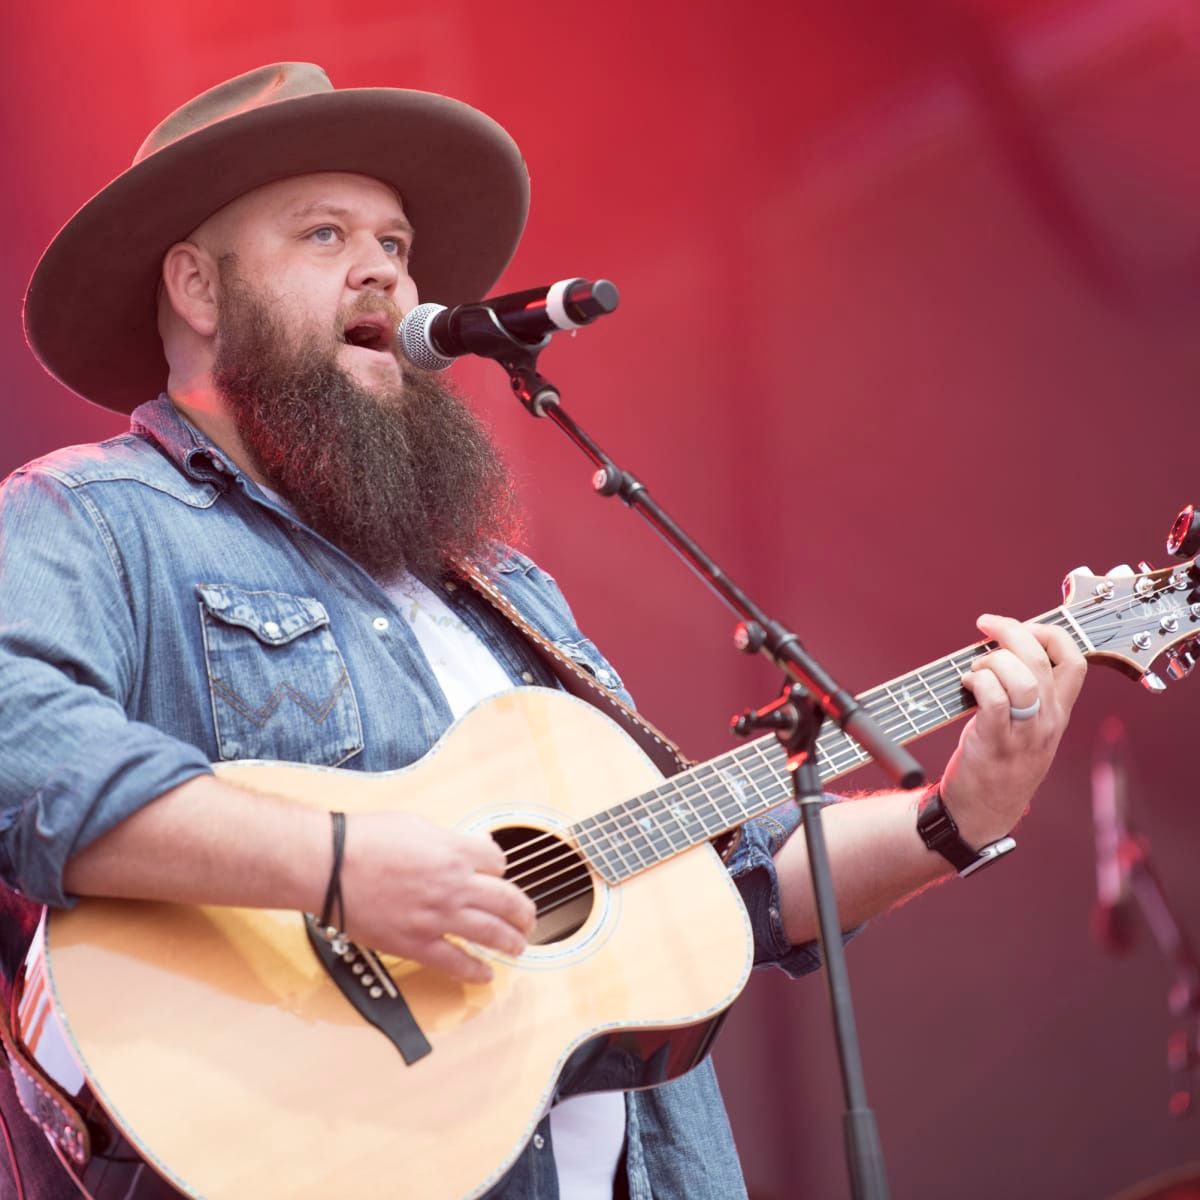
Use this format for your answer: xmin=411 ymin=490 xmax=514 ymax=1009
xmin=0 ymin=396 xmax=822 ymax=1199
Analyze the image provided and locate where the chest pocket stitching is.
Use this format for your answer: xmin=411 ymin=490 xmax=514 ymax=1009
xmin=208 ymin=670 xmax=352 ymax=728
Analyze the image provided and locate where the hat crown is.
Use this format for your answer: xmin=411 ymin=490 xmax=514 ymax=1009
xmin=133 ymin=63 xmax=333 ymax=165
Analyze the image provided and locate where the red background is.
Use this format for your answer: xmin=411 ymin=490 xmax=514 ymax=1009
xmin=4 ymin=2 xmax=1200 ymax=1196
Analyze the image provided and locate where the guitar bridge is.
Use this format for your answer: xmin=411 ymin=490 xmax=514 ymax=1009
xmin=303 ymin=914 xmax=432 ymax=1065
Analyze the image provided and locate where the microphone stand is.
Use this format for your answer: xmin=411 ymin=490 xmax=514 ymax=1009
xmin=473 ymin=328 xmax=926 ymax=1200
xmin=1120 ymin=832 xmax=1200 ymax=1116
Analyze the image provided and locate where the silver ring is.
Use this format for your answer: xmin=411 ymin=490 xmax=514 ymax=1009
xmin=1009 ymin=697 xmax=1041 ymax=722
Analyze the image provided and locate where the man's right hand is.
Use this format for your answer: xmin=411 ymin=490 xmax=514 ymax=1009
xmin=62 ymin=776 xmax=537 ymax=986
xmin=338 ymin=812 xmax=538 ymax=983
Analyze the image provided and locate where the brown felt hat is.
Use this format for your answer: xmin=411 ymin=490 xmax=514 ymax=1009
xmin=23 ymin=62 xmax=530 ymax=414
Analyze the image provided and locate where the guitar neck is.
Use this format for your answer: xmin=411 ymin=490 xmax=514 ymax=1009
xmin=572 ymin=605 xmax=1091 ymax=883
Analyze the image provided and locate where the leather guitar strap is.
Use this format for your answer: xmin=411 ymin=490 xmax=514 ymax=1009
xmin=454 ymin=561 xmax=691 ymax=778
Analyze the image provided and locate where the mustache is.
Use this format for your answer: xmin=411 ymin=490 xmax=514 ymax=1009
xmin=336 ymin=296 xmax=405 ymax=349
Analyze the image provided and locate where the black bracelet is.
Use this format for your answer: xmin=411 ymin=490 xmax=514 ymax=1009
xmin=319 ymin=810 xmax=347 ymax=933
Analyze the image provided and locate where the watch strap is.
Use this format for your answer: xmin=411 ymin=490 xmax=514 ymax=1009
xmin=917 ymin=785 xmax=1016 ymax=878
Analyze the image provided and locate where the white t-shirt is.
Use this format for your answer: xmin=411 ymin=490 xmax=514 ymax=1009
xmin=381 ymin=572 xmax=626 ymax=1199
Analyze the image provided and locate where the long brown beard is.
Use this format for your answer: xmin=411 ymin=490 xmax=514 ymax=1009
xmin=212 ymin=267 xmax=519 ymax=582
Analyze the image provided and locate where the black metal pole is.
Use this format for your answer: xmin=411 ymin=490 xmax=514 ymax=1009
xmin=489 ymin=345 xmax=914 ymax=1198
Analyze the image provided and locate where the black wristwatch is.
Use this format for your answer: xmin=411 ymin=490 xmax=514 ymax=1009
xmin=916 ymin=785 xmax=1016 ymax=878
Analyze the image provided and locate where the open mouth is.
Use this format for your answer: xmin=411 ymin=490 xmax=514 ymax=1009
xmin=340 ymin=315 xmax=395 ymax=354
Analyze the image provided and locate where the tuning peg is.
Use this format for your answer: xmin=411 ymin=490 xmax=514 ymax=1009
xmin=1062 ymin=568 xmax=1092 ymax=601
xmin=1108 ymin=564 xmax=1135 ymax=578
xmin=1165 ymin=638 xmax=1200 ymax=681
xmin=1166 ymin=650 xmax=1196 ymax=681
xmin=1141 ymin=672 xmax=1168 ymax=694
xmin=1137 ymin=561 xmax=1154 ymax=574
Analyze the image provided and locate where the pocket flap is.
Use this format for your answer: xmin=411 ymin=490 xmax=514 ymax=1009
xmin=196 ymin=583 xmax=330 ymax=645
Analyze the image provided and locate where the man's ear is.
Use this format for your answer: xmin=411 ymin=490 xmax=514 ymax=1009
xmin=160 ymin=242 xmax=220 ymax=338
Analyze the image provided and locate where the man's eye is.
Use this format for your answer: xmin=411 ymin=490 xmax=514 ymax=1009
xmin=311 ymin=226 xmax=340 ymax=245
xmin=380 ymin=237 xmax=408 ymax=258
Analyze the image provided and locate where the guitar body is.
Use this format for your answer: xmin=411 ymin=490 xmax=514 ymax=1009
xmin=38 ymin=689 xmax=753 ymax=1199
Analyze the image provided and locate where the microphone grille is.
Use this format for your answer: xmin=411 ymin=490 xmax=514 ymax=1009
xmin=397 ymin=303 xmax=454 ymax=371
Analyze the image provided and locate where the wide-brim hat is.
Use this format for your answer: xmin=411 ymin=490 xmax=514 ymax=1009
xmin=23 ymin=62 xmax=530 ymax=414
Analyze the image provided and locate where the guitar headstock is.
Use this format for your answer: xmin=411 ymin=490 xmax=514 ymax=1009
xmin=1062 ymin=561 xmax=1200 ymax=688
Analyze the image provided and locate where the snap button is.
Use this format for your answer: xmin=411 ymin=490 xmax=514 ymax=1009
xmin=373 ymin=616 xmax=390 ymax=632
xmin=533 ymin=1133 xmax=545 ymax=1150
xmin=443 ymin=580 xmax=457 ymax=592
xmin=520 ymin=671 xmax=535 ymax=684
xmin=262 ymin=620 xmax=281 ymax=637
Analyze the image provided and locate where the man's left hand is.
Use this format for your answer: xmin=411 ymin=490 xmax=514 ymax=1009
xmin=940 ymin=614 xmax=1088 ymax=849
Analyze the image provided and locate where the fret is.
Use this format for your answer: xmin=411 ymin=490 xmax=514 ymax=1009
xmin=604 ymin=801 xmax=657 ymax=876
xmin=728 ymin=745 xmax=788 ymax=805
xmin=814 ymin=727 xmax=870 ymax=784
xmin=595 ymin=810 xmax=650 ymax=881
xmin=669 ymin=776 xmax=727 ymax=831
xmin=650 ymin=785 xmax=710 ymax=847
xmin=571 ymin=818 xmax=624 ymax=882
xmin=879 ymin=680 xmax=926 ymax=738
xmin=742 ymin=740 xmax=793 ymax=806
xmin=705 ymin=763 xmax=755 ymax=821
xmin=569 ymin=602 xmax=1108 ymax=884
xmin=626 ymin=794 xmax=678 ymax=859
xmin=916 ymin=666 xmax=952 ymax=721
xmin=1046 ymin=605 xmax=1091 ymax=653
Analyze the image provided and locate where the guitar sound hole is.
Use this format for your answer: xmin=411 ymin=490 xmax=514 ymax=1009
xmin=493 ymin=826 xmax=594 ymax=945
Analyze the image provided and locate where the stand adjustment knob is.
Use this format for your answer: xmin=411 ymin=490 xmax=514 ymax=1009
xmin=734 ymin=621 xmax=767 ymax=654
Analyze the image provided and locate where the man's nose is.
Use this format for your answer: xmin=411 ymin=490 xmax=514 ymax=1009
xmin=346 ymin=234 xmax=399 ymax=293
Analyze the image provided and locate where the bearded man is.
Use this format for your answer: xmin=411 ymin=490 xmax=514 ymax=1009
xmin=0 ymin=64 xmax=1085 ymax=1200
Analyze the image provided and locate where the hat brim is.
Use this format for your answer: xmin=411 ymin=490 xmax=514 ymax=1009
xmin=23 ymin=88 xmax=530 ymax=414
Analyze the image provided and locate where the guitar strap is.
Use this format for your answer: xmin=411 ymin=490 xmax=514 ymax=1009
xmin=453 ymin=559 xmax=692 ymax=779
xmin=0 ymin=961 xmax=91 ymax=1169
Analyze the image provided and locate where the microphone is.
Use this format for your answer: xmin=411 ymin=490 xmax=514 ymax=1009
xmin=398 ymin=278 xmax=620 ymax=370
xmin=1091 ymin=716 xmax=1138 ymax=952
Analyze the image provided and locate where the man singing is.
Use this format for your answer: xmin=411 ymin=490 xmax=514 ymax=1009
xmin=0 ymin=63 xmax=1085 ymax=1199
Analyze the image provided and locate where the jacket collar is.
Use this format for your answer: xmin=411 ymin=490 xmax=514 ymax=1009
xmin=130 ymin=394 xmax=246 ymax=487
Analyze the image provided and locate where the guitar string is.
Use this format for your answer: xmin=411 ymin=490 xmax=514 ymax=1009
xmin=513 ymin=588 xmax=1190 ymax=907
xmin=521 ymin=743 xmax=793 ymax=908
xmin=500 ymin=583 xmax=1194 ymax=885
xmin=516 ymin=745 xmax=784 ymax=911
xmin=518 ymin=584 xmax=1199 ymax=917
xmin=504 ymin=586 xmax=1192 ymax=886
xmin=506 ymin=632 xmax=1002 ymax=884
xmin=510 ymin=654 xmax=1089 ymax=891
xmin=502 ymin=717 xmax=790 ymax=885
xmin=507 ymin=743 xmax=785 ymax=893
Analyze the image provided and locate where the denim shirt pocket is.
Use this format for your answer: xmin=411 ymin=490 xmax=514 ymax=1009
xmin=196 ymin=583 xmax=364 ymax=766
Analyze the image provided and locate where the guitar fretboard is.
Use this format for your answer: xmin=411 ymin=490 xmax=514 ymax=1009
xmin=570 ymin=607 xmax=1090 ymax=883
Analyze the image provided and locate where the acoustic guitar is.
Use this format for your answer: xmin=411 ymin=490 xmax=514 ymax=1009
xmin=22 ymin=561 xmax=1200 ymax=1199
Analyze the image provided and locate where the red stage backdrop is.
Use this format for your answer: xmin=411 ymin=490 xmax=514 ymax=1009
xmin=3 ymin=2 xmax=1200 ymax=1196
